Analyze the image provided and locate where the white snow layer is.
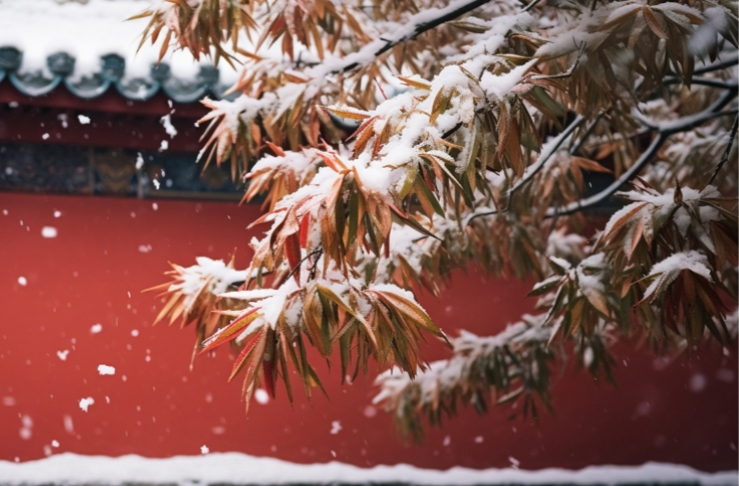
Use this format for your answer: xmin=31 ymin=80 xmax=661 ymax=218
xmin=0 ymin=0 xmax=238 ymax=83
xmin=0 ymin=454 xmax=735 ymax=485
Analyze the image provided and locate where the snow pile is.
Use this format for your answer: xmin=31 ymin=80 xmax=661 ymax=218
xmin=0 ymin=0 xmax=238 ymax=84
xmin=0 ymin=454 xmax=735 ymax=485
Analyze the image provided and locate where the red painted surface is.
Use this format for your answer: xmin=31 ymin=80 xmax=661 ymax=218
xmin=0 ymin=82 xmax=207 ymax=152
xmin=0 ymin=104 xmax=203 ymax=153
xmin=0 ymin=83 xmax=208 ymax=118
xmin=0 ymin=192 xmax=737 ymax=472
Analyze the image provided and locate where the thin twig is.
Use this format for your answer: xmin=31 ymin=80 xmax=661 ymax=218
xmin=569 ymin=111 xmax=605 ymax=156
xmin=465 ymin=207 xmax=503 ymax=226
xmin=507 ymin=115 xmax=584 ymax=198
xmin=530 ymin=42 xmax=586 ymax=81
xmin=692 ymin=54 xmax=739 ymax=76
xmin=546 ymin=109 xmax=738 ymax=217
xmin=663 ymin=77 xmax=739 ymax=90
xmin=337 ymin=0 xmax=495 ymax=74
xmin=285 ymin=248 xmax=323 ymax=281
xmin=660 ymin=109 xmax=739 ymax=136
xmin=708 ymin=115 xmax=739 ymax=186
xmin=546 ymin=133 xmax=667 ymax=217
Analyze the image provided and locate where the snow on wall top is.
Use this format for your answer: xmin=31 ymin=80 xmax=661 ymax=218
xmin=0 ymin=0 xmax=239 ymax=102
xmin=0 ymin=453 xmax=736 ymax=486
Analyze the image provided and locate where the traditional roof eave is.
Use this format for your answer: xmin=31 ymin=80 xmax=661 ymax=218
xmin=0 ymin=46 xmax=233 ymax=104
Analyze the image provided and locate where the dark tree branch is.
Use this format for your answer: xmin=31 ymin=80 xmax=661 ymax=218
xmin=569 ymin=111 xmax=605 ymax=156
xmin=546 ymin=103 xmax=738 ymax=217
xmin=546 ymin=133 xmax=667 ymax=217
xmin=693 ymin=54 xmax=739 ymax=76
xmin=708 ymin=115 xmax=739 ymax=186
xmin=660 ymin=108 xmax=739 ymax=136
xmin=530 ymin=41 xmax=586 ymax=81
xmin=465 ymin=206 xmax=504 ymax=226
xmin=334 ymin=0 xmax=494 ymax=74
xmin=507 ymin=115 xmax=584 ymax=198
xmin=664 ymin=77 xmax=739 ymax=90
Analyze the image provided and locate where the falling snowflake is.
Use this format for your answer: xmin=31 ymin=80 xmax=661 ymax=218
xmin=97 ymin=364 xmax=116 ymax=376
xmin=78 ymin=397 xmax=95 ymax=412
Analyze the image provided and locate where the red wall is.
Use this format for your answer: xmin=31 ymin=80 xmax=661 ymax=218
xmin=0 ymin=84 xmax=206 ymax=152
xmin=0 ymin=192 xmax=736 ymax=472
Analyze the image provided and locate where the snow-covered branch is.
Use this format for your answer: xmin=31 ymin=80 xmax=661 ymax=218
xmin=144 ymin=0 xmax=739 ymax=427
xmin=373 ymin=313 xmax=608 ymax=438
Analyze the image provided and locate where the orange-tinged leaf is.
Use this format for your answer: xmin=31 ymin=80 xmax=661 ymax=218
xmin=397 ymin=75 xmax=431 ymax=90
xmin=601 ymin=202 xmax=647 ymax=241
xmin=323 ymin=106 xmax=370 ymax=121
xmin=229 ymin=328 xmax=266 ymax=382
xmin=200 ymin=307 xmax=261 ymax=353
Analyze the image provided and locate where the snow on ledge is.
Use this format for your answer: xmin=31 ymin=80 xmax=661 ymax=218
xmin=0 ymin=0 xmax=238 ymax=84
xmin=0 ymin=453 xmax=736 ymax=485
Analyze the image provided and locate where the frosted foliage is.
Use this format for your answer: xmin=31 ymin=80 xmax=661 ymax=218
xmin=168 ymin=258 xmax=247 ymax=312
xmin=249 ymin=149 xmax=322 ymax=180
xmin=575 ymin=253 xmax=608 ymax=295
xmin=138 ymin=0 xmax=738 ymax=435
xmin=221 ymin=278 xmax=300 ymax=331
xmin=645 ymin=251 xmax=713 ymax=297
xmin=374 ymin=314 xmax=552 ymax=407
xmin=218 ymin=5 xmax=548 ymax=202
xmin=208 ymin=94 xmax=277 ymax=137
xmin=608 ymin=185 xmax=722 ymax=240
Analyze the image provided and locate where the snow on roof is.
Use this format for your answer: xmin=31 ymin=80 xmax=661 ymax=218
xmin=0 ymin=453 xmax=736 ymax=485
xmin=0 ymin=0 xmax=239 ymax=102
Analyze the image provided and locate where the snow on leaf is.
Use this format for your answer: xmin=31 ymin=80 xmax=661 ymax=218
xmin=643 ymin=251 xmax=713 ymax=302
